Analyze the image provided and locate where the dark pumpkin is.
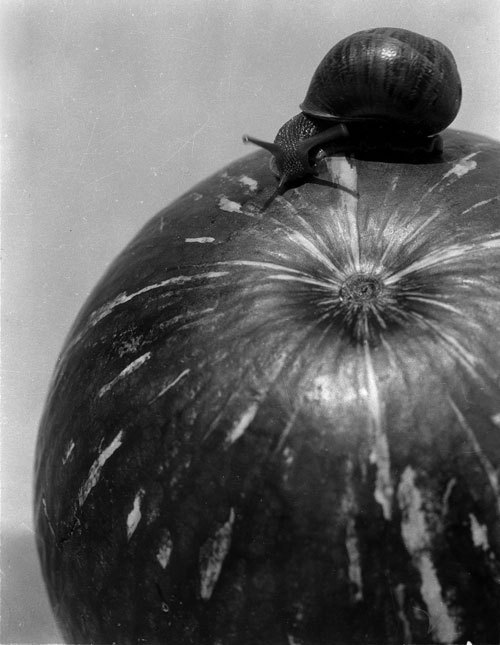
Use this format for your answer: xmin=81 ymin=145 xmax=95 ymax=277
xmin=35 ymin=130 xmax=500 ymax=645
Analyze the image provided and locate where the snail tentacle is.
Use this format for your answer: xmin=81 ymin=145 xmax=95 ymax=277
xmin=244 ymin=116 xmax=349 ymax=188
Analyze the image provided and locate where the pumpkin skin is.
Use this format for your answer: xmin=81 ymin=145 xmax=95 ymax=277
xmin=34 ymin=129 xmax=500 ymax=645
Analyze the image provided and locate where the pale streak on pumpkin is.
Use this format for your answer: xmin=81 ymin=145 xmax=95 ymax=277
xmin=218 ymin=196 xmax=242 ymax=213
xmin=326 ymin=156 xmax=360 ymax=271
xmin=237 ymin=175 xmax=258 ymax=191
xmin=345 ymin=514 xmax=363 ymax=602
xmin=460 ymin=194 xmax=500 ymax=217
xmin=448 ymin=397 xmax=500 ymax=510
xmin=204 ymin=335 xmax=291 ymax=445
xmin=409 ymin=313 xmax=486 ymax=385
xmin=443 ymin=152 xmax=478 ymax=179
xmin=158 ymin=307 xmax=217 ymax=335
xmin=185 ymin=237 xmax=215 ymax=243
xmin=218 ymin=259 xmax=313 ymax=277
xmin=225 ymin=401 xmax=260 ymax=445
xmin=64 ymin=271 xmax=230 ymax=355
xmin=275 ymin=407 xmax=301 ymax=454
xmin=281 ymin=446 xmax=296 ymax=485
xmin=126 ymin=488 xmax=145 ymax=540
xmin=287 ymin=230 xmax=345 ymax=281
xmin=62 ymin=439 xmax=75 ymax=465
xmin=156 ymin=529 xmax=174 ymax=569
xmin=218 ymin=259 xmax=340 ymax=290
xmin=403 ymin=295 xmax=464 ymax=317
xmin=363 ymin=344 xmax=393 ymax=520
xmin=98 ymin=352 xmax=152 ymax=397
xmin=286 ymin=208 xmax=343 ymax=265
xmin=377 ymin=204 xmax=444 ymax=278
xmin=275 ymin=194 xmax=302 ymax=218
xmin=268 ymin=272 xmax=340 ymax=290
xmin=394 ymin=584 xmax=413 ymax=644
xmin=153 ymin=368 xmax=191 ymax=401
xmin=282 ymin=446 xmax=295 ymax=467
xmin=423 ymin=152 xmax=479 ymax=197
xmin=264 ymin=272 xmax=339 ymax=290
xmin=42 ymin=496 xmax=56 ymax=538
xmin=441 ymin=478 xmax=457 ymax=517
xmin=397 ymin=466 xmax=460 ymax=643
xmin=387 ymin=207 xmax=442 ymax=259
xmin=342 ymin=459 xmax=363 ymax=601
xmin=199 ymin=508 xmax=236 ymax=600
xmin=480 ymin=233 xmax=500 ymax=249
xmin=469 ymin=513 xmax=490 ymax=552
xmin=384 ymin=236 xmax=500 ymax=285
xmin=77 ymin=430 xmax=124 ymax=507
xmin=87 ymin=272 xmax=229 ymax=328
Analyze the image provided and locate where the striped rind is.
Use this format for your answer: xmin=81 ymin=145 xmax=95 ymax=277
xmin=34 ymin=131 xmax=500 ymax=644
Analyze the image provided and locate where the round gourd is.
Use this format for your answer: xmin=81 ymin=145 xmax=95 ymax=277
xmin=34 ymin=129 xmax=500 ymax=645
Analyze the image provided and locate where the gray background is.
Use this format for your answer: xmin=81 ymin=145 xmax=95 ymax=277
xmin=2 ymin=1 xmax=499 ymax=642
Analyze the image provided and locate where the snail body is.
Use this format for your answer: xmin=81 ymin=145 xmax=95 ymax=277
xmin=244 ymin=27 xmax=462 ymax=189
xmin=243 ymin=114 xmax=350 ymax=189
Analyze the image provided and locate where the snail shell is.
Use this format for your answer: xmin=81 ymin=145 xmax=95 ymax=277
xmin=301 ymin=27 xmax=462 ymax=136
xmin=243 ymin=27 xmax=462 ymax=189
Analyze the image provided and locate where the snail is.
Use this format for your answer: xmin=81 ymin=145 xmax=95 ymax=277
xmin=243 ymin=27 xmax=462 ymax=190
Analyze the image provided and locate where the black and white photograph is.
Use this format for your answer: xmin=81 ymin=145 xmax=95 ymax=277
xmin=2 ymin=1 xmax=500 ymax=643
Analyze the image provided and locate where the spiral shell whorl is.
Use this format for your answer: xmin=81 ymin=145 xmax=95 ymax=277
xmin=300 ymin=27 xmax=462 ymax=136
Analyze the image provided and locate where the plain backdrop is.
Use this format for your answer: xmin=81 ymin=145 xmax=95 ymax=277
xmin=2 ymin=1 xmax=499 ymax=642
